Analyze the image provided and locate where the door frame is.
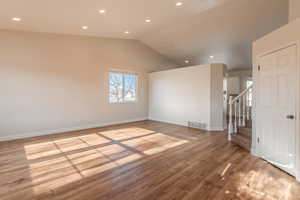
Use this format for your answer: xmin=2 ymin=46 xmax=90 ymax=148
xmin=254 ymin=41 xmax=300 ymax=181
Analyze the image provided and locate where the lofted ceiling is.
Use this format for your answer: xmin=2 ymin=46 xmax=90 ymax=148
xmin=140 ymin=0 xmax=289 ymax=69
xmin=0 ymin=0 xmax=288 ymax=69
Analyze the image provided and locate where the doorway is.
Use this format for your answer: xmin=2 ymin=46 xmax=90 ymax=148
xmin=257 ymin=44 xmax=297 ymax=176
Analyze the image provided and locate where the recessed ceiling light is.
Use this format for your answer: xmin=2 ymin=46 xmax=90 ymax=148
xmin=176 ymin=2 xmax=183 ymax=6
xmin=99 ymin=9 xmax=106 ymax=14
xmin=210 ymin=55 xmax=214 ymax=59
xmin=81 ymin=26 xmax=88 ymax=30
xmin=12 ymin=17 xmax=21 ymax=22
xmin=185 ymin=60 xmax=190 ymax=64
xmin=145 ymin=19 xmax=151 ymax=23
xmin=124 ymin=31 xmax=130 ymax=34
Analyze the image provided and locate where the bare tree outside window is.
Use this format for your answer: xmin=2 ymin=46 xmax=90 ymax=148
xmin=109 ymin=72 xmax=137 ymax=103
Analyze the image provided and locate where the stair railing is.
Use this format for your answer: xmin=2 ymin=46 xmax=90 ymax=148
xmin=228 ymin=85 xmax=253 ymax=140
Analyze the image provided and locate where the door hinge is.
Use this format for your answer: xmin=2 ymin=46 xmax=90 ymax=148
xmin=257 ymin=137 xmax=260 ymax=144
xmin=258 ymin=65 xmax=261 ymax=71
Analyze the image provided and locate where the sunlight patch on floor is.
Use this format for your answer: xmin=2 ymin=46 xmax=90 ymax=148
xmin=234 ymin=169 xmax=295 ymax=200
xmin=221 ymin=163 xmax=232 ymax=177
xmin=22 ymin=127 xmax=189 ymax=195
xmin=122 ymin=133 xmax=188 ymax=155
xmin=100 ymin=127 xmax=155 ymax=141
xmin=24 ymin=134 xmax=110 ymax=160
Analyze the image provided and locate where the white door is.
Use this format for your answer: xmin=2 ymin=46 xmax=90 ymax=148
xmin=258 ymin=45 xmax=297 ymax=176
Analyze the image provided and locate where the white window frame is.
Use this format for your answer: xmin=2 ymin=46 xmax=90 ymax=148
xmin=108 ymin=71 xmax=139 ymax=104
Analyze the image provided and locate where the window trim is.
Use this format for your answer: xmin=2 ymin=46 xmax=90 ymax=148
xmin=108 ymin=71 xmax=139 ymax=104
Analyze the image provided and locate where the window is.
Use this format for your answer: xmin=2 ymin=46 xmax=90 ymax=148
xmin=109 ymin=72 xmax=138 ymax=103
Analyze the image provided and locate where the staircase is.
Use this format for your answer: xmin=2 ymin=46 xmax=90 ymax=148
xmin=232 ymin=121 xmax=252 ymax=150
xmin=228 ymin=85 xmax=253 ymax=151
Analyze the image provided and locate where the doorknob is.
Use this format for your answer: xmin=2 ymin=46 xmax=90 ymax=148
xmin=286 ymin=115 xmax=295 ymax=120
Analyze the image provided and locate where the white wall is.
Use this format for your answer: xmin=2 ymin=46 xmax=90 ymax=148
xmin=253 ymin=18 xmax=300 ymax=181
xmin=226 ymin=77 xmax=240 ymax=95
xmin=289 ymin=0 xmax=300 ymax=22
xmin=210 ymin=64 xmax=226 ymax=130
xmin=149 ymin=64 xmax=224 ymax=131
xmin=226 ymin=69 xmax=252 ymax=92
xmin=0 ymin=30 xmax=177 ymax=141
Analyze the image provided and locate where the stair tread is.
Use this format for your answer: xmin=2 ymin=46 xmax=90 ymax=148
xmin=239 ymin=127 xmax=251 ymax=131
xmin=245 ymin=120 xmax=252 ymax=128
xmin=232 ymin=134 xmax=251 ymax=151
xmin=238 ymin=127 xmax=252 ymax=138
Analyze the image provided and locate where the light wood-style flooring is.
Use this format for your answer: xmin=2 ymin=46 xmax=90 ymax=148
xmin=1 ymin=120 xmax=300 ymax=200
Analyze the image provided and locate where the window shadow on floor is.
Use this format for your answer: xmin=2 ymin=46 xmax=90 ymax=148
xmin=1 ymin=120 xmax=299 ymax=200
xmin=0 ymin=120 xmax=192 ymax=199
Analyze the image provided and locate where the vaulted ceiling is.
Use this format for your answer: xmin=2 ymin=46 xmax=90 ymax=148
xmin=0 ymin=0 xmax=288 ymax=69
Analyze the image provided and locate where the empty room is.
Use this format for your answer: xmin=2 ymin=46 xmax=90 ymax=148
xmin=1 ymin=0 xmax=300 ymax=199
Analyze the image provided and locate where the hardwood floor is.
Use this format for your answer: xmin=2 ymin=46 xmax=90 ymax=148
xmin=0 ymin=120 xmax=299 ymax=200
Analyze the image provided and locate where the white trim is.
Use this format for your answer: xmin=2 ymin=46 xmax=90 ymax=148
xmin=207 ymin=126 xmax=225 ymax=131
xmin=148 ymin=118 xmax=224 ymax=131
xmin=296 ymin=40 xmax=300 ymax=182
xmin=257 ymin=42 xmax=299 ymax=58
xmin=254 ymin=41 xmax=300 ymax=180
xmin=252 ymin=62 xmax=258 ymax=157
xmin=250 ymin=148 xmax=259 ymax=157
xmin=148 ymin=118 xmax=186 ymax=127
xmin=109 ymin=68 xmax=139 ymax=75
xmin=0 ymin=118 xmax=148 ymax=142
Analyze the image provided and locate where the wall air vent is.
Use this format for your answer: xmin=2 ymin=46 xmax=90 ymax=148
xmin=188 ymin=121 xmax=207 ymax=130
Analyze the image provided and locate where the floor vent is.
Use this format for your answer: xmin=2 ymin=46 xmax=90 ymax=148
xmin=188 ymin=121 xmax=207 ymax=130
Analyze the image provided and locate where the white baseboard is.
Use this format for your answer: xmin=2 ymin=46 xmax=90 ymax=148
xmin=148 ymin=118 xmax=186 ymax=127
xmin=251 ymin=148 xmax=259 ymax=157
xmin=207 ymin=126 xmax=225 ymax=131
xmin=148 ymin=118 xmax=224 ymax=131
xmin=0 ymin=117 xmax=148 ymax=142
